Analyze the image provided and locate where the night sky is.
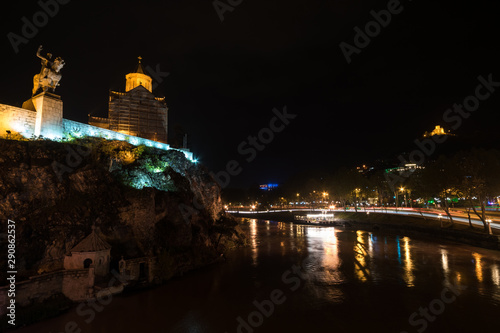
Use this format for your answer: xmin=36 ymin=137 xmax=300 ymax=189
xmin=1 ymin=0 xmax=499 ymax=187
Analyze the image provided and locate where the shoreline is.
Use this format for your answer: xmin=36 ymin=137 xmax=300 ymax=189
xmin=1 ymin=229 xmax=246 ymax=332
xmin=230 ymin=211 xmax=500 ymax=251
xmin=2 ymin=254 xmax=230 ymax=332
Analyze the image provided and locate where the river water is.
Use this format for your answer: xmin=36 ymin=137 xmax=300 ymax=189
xmin=15 ymin=219 xmax=500 ymax=333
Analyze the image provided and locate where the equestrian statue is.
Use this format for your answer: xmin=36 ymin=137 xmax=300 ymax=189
xmin=32 ymin=45 xmax=65 ymax=96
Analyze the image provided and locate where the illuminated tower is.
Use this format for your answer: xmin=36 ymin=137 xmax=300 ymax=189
xmin=125 ymin=56 xmax=153 ymax=93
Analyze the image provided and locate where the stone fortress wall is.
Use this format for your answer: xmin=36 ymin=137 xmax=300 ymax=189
xmin=0 ymin=269 xmax=94 ymax=316
xmin=0 ymin=104 xmax=37 ymax=137
xmin=0 ymin=256 xmax=156 ymax=316
xmin=0 ymin=101 xmax=194 ymax=161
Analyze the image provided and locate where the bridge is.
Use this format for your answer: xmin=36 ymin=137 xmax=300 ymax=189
xmin=226 ymin=207 xmax=500 ymax=232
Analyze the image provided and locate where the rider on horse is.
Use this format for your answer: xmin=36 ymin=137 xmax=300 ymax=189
xmin=32 ymin=45 xmax=65 ymax=96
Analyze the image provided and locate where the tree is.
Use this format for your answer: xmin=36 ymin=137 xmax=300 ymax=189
xmin=454 ymin=149 xmax=500 ymax=233
xmin=417 ymin=155 xmax=460 ymax=226
xmin=330 ymin=167 xmax=365 ymax=211
xmin=369 ymin=170 xmax=394 ymax=207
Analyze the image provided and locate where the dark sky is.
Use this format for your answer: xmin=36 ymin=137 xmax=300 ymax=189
xmin=1 ymin=0 xmax=499 ymax=187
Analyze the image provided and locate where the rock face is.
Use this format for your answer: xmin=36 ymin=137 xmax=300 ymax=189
xmin=0 ymin=138 xmax=244 ymax=283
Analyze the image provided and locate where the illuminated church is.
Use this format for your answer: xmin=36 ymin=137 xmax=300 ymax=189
xmin=0 ymin=53 xmax=194 ymax=161
xmin=89 ymin=57 xmax=169 ymax=144
xmin=422 ymin=125 xmax=454 ymax=138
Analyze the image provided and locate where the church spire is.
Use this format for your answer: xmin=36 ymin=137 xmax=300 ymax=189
xmin=134 ymin=56 xmax=145 ymax=74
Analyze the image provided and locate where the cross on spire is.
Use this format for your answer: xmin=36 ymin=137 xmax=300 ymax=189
xmin=134 ymin=56 xmax=145 ymax=74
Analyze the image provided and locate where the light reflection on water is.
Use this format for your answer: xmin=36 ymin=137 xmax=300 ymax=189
xmin=251 ymin=220 xmax=500 ymax=317
xmin=250 ymin=219 xmax=258 ymax=267
xmin=441 ymin=248 xmax=449 ymax=274
xmin=252 ymin=219 xmax=500 ymax=293
xmin=14 ymin=219 xmax=500 ymax=333
xmin=354 ymin=230 xmax=370 ymax=282
xmin=493 ymin=264 xmax=500 ymax=286
xmin=402 ymin=237 xmax=414 ymax=287
xmin=473 ymin=252 xmax=483 ymax=283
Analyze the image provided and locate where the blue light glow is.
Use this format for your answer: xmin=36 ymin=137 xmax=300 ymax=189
xmin=260 ymin=183 xmax=279 ymax=191
xmin=396 ymin=236 xmax=402 ymax=265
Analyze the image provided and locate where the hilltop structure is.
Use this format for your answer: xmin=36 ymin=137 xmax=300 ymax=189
xmin=423 ymin=125 xmax=454 ymax=138
xmin=89 ymin=57 xmax=169 ymax=144
xmin=0 ymin=47 xmax=193 ymax=161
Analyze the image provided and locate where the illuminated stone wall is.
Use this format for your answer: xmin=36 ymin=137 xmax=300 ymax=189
xmin=0 ymin=103 xmax=36 ymax=137
xmin=63 ymin=119 xmax=193 ymax=161
xmin=0 ymin=103 xmax=193 ymax=161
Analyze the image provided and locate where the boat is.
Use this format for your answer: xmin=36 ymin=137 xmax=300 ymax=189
xmin=295 ymin=211 xmax=335 ymax=225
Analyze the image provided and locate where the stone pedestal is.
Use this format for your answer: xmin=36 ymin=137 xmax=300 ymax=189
xmin=30 ymin=92 xmax=63 ymax=139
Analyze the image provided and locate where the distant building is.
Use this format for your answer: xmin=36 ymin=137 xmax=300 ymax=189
xmin=89 ymin=57 xmax=169 ymax=144
xmin=423 ymin=125 xmax=453 ymax=138
xmin=356 ymin=164 xmax=374 ymax=174
xmin=385 ymin=163 xmax=423 ymax=175
xmin=260 ymin=183 xmax=279 ymax=191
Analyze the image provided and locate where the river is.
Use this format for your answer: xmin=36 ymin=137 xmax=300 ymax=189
xmin=15 ymin=219 xmax=500 ymax=333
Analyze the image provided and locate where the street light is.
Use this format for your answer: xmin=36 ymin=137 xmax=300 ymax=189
xmin=400 ymin=187 xmax=406 ymax=208
xmin=408 ymin=188 xmax=412 ymax=208
xmin=395 ymin=190 xmax=398 ymax=210
xmin=322 ymin=191 xmax=329 ymax=205
xmin=354 ymin=188 xmax=361 ymax=212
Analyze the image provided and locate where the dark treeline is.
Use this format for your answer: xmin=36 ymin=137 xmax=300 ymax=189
xmin=223 ymin=148 xmax=500 ymax=233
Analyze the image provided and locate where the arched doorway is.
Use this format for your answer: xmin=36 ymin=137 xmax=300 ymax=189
xmin=83 ymin=258 xmax=92 ymax=268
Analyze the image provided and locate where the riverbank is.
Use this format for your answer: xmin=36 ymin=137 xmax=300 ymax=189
xmin=0 ymin=138 xmax=248 ymax=331
xmin=230 ymin=211 xmax=500 ymax=251
xmin=1 ymin=222 xmax=248 ymax=332
xmin=9 ymin=218 xmax=500 ymax=333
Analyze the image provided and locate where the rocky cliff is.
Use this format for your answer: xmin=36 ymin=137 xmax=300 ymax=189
xmin=0 ymin=137 xmax=245 ymax=283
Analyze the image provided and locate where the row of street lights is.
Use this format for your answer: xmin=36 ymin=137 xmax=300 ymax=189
xmin=395 ymin=186 xmax=412 ymax=208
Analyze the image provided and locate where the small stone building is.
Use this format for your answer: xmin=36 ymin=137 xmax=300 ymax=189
xmin=119 ymin=256 xmax=156 ymax=283
xmin=64 ymin=227 xmax=111 ymax=277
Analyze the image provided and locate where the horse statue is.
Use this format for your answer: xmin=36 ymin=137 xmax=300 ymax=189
xmin=32 ymin=45 xmax=65 ymax=96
